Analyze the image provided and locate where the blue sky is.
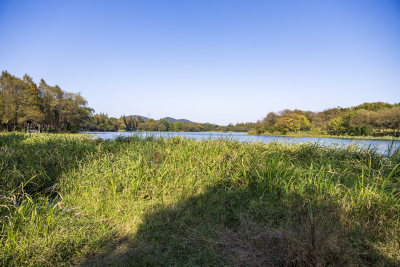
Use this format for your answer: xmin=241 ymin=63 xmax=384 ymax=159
xmin=1 ymin=0 xmax=399 ymax=125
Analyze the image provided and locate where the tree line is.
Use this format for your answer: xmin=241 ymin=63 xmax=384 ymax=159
xmin=0 ymin=71 xmax=247 ymax=133
xmin=87 ymin=114 xmax=225 ymax=132
xmin=0 ymin=71 xmax=253 ymax=133
xmin=1 ymin=71 xmax=398 ymax=136
xmin=0 ymin=71 xmax=92 ymax=132
xmin=254 ymin=102 xmax=400 ymax=137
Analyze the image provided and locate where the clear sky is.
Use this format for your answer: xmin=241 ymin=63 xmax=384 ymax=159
xmin=0 ymin=0 xmax=399 ymax=125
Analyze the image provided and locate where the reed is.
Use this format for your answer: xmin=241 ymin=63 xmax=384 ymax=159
xmin=1 ymin=133 xmax=399 ymax=266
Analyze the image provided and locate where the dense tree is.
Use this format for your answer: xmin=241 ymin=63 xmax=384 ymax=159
xmin=0 ymin=71 xmax=19 ymax=130
xmin=20 ymin=75 xmax=44 ymax=128
xmin=119 ymin=115 xmax=127 ymax=131
xmin=158 ymin=120 xmax=169 ymax=131
xmin=328 ymin=117 xmax=346 ymax=135
xmin=275 ymin=113 xmax=311 ymax=134
xmin=256 ymin=102 xmax=400 ymax=137
xmin=0 ymin=71 xmax=92 ymax=132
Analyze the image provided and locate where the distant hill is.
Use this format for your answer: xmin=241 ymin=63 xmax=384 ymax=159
xmin=126 ymin=115 xmax=194 ymax=123
xmin=160 ymin=117 xmax=194 ymax=123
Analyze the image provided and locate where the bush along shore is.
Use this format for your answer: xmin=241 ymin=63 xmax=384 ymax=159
xmin=1 ymin=133 xmax=400 ymax=266
xmin=248 ymin=131 xmax=400 ymax=141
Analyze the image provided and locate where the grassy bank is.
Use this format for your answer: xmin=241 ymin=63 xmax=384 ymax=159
xmin=1 ymin=133 xmax=400 ymax=266
xmin=248 ymin=130 xmax=400 ymax=141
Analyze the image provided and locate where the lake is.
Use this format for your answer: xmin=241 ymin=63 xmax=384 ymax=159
xmin=83 ymin=131 xmax=400 ymax=155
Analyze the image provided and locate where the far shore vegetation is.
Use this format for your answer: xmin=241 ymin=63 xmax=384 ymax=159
xmin=251 ymin=131 xmax=400 ymax=141
xmin=1 ymin=71 xmax=399 ymax=138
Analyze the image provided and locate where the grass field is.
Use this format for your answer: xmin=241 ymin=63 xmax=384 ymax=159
xmin=1 ymin=133 xmax=399 ymax=266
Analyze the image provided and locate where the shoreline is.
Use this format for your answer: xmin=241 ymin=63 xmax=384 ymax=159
xmin=3 ymin=130 xmax=400 ymax=141
xmin=247 ymin=132 xmax=400 ymax=141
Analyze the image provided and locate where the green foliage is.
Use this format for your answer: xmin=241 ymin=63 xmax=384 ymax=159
xmin=275 ymin=113 xmax=311 ymax=134
xmin=257 ymin=102 xmax=400 ymax=137
xmin=0 ymin=71 xmax=92 ymax=132
xmin=354 ymin=102 xmax=399 ymax=111
xmin=87 ymin=113 xmax=120 ymax=131
xmin=328 ymin=117 xmax=346 ymax=135
xmin=87 ymin=114 xmax=242 ymax=132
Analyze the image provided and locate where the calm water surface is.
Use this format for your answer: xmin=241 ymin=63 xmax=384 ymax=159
xmin=83 ymin=131 xmax=400 ymax=155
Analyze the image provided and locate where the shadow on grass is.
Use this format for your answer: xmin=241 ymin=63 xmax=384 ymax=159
xmin=79 ymin=181 xmax=397 ymax=267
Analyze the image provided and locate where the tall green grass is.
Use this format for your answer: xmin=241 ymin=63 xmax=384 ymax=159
xmin=1 ymin=133 xmax=399 ymax=266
